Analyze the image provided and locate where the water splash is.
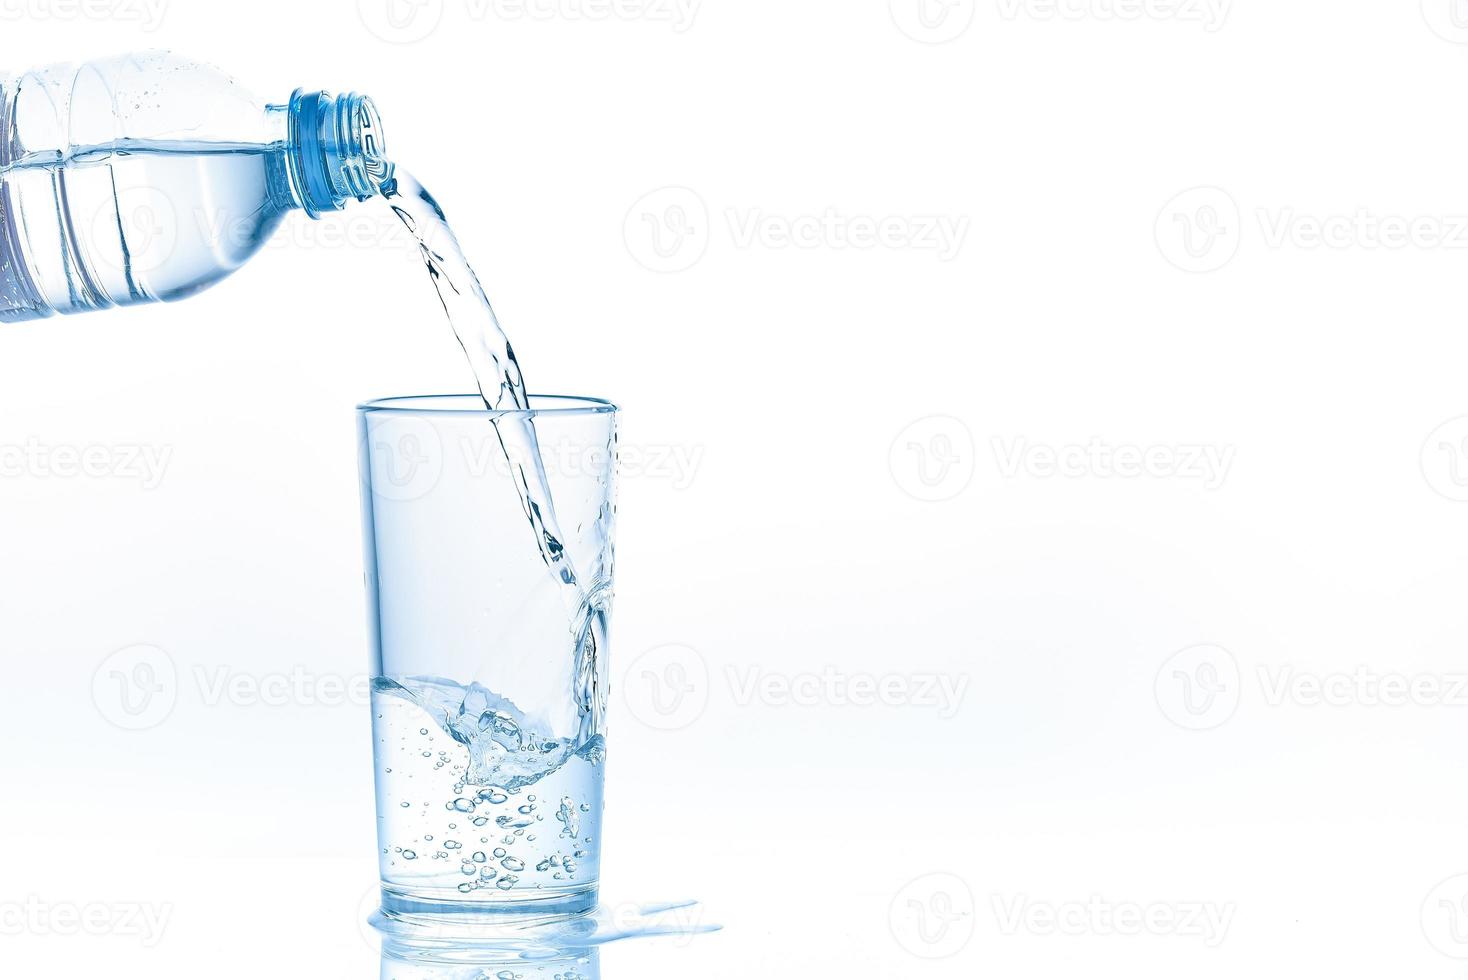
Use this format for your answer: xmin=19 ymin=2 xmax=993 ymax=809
xmin=373 ymin=899 xmax=721 ymax=961
xmin=379 ymin=172 xmax=609 ymax=764
xmin=374 ymin=676 xmax=604 ymax=791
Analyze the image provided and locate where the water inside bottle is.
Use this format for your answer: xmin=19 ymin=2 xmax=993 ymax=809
xmin=0 ymin=139 xmax=287 ymax=312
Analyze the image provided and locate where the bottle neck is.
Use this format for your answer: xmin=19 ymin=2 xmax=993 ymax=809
xmin=284 ymin=89 xmax=393 ymax=218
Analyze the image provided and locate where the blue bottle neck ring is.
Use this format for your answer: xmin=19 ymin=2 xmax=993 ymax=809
xmin=286 ymin=89 xmax=393 ymax=218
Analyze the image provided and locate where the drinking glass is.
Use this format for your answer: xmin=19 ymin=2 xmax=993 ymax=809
xmin=357 ymin=394 xmax=617 ymax=921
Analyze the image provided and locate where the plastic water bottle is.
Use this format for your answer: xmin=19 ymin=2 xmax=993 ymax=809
xmin=0 ymin=51 xmax=392 ymax=323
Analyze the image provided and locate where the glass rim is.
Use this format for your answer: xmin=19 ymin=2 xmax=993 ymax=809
xmin=357 ymin=394 xmax=618 ymax=418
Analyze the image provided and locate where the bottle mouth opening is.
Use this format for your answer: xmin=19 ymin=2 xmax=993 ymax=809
xmin=335 ymin=93 xmax=393 ymax=200
xmin=287 ymin=89 xmax=394 ymax=217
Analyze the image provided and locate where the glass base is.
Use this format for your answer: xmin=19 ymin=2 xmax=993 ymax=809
xmin=378 ymin=881 xmax=599 ymax=928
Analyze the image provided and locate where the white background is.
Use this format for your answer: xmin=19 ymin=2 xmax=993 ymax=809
xmin=3 ymin=1 xmax=1468 ymax=977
